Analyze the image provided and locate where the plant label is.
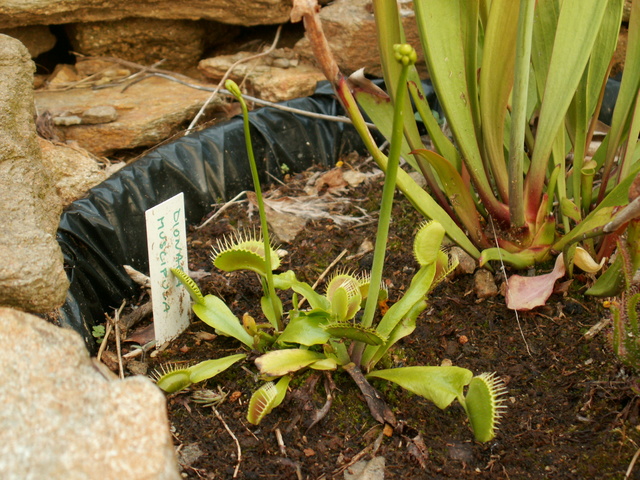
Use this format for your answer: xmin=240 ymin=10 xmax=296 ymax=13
xmin=145 ymin=193 xmax=190 ymax=346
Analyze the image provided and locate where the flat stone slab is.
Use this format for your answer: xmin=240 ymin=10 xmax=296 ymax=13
xmin=34 ymin=76 xmax=220 ymax=156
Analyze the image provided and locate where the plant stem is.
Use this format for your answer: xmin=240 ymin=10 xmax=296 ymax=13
xmin=354 ymin=46 xmax=414 ymax=365
xmin=226 ymin=80 xmax=282 ymax=331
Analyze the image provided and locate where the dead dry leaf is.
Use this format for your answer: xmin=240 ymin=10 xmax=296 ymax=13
xmin=506 ymin=255 xmax=566 ymax=311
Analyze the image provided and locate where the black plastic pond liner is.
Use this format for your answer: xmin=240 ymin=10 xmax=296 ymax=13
xmin=56 ymin=81 xmax=411 ymax=353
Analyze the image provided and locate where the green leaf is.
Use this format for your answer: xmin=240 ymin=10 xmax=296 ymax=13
xmin=366 ymin=264 xmax=436 ymax=347
xmin=367 ymin=366 xmax=473 ymax=410
xmin=276 ymin=314 xmax=331 ymax=347
xmin=479 ymin=0 xmax=520 ymax=202
xmin=155 ymin=367 xmax=192 ymax=393
xmin=193 ymin=295 xmax=254 ymax=348
xmin=308 ymin=357 xmax=339 ymax=371
xmin=414 ymin=0 xmax=509 ymax=224
xmin=274 ymin=271 xmax=331 ymax=311
xmin=255 ymin=349 xmax=327 ymax=376
xmin=526 ymin=0 xmax=608 ymax=217
xmin=363 ymin=300 xmax=423 ymax=372
xmin=188 ymin=354 xmax=246 ymax=384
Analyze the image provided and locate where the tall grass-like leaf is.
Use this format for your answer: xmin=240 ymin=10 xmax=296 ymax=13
xmin=509 ymin=0 xmax=536 ymax=227
xmin=412 ymin=149 xmax=488 ymax=247
xmin=479 ymin=0 xmax=519 ymax=203
xmin=606 ymin=0 xmax=640 ymax=185
xmin=525 ymin=0 xmax=608 ymax=220
xmin=566 ymin=0 xmax=623 ymax=212
xmin=414 ymin=0 xmax=509 ymax=224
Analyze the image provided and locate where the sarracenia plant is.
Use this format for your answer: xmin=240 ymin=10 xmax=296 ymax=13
xmin=154 ymin=73 xmax=506 ymax=443
xmin=293 ymin=0 xmax=640 ymax=298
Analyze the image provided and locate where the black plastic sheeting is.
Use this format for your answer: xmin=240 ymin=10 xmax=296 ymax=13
xmin=56 ymin=77 xmax=618 ymax=354
xmin=56 ymin=81 xmax=397 ymax=353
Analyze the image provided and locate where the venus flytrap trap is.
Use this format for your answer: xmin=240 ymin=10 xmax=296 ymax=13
xmin=154 ymin=73 xmax=506 ymax=443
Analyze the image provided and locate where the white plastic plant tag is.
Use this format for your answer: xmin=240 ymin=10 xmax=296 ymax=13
xmin=145 ymin=193 xmax=190 ymax=346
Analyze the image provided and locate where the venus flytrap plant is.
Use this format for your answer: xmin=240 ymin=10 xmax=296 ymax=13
xmin=155 ymin=75 xmax=505 ymax=442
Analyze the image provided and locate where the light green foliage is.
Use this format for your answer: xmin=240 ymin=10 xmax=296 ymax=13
xmin=153 ymin=78 xmax=505 ymax=442
xmin=92 ymin=325 xmax=106 ymax=344
xmin=323 ymin=0 xmax=640 ymax=282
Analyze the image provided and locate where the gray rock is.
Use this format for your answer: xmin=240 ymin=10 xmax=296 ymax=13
xmin=0 ymin=307 xmax=181 ymax=480
xmin=0 ymin=34 xmax=68 ymax=313
xmin=53 ymin=114 xmax=82 ymax=126
xmin=81 ymin=105 xmax=119 ymax=124
xmin=474 ymin=268 xmax=499 ymax=299
xmin=344 ymin=456 xmax=385 ymax=480
xmin=450 ymin=246 xmax=477 ymax=276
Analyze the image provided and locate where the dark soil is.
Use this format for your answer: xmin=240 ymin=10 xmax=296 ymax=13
xmin=128 ymin=162 xmax=640 ymax=479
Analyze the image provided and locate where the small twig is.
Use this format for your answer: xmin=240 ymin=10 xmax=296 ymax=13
xmin=113 ymin=300 xmax=126 ymax=379
xmin=146 ymin=71 xmax=375 ymax=127
xmin=197 ymin=190 xmax=247 ymax=230
xmin=266 ymin=170 xmax=287 ymax=186
xmin=122 ymin=340 xmax=156 ymax=359
xmin=96 ymin=319 xmax=113 ymax=362
xmin=188 ymin=24 xmax=283 ymax=132
xmin=120 ymin=301 xmax=153 ymax=331
xmin=333 ymin=428 xmax=386 ymax=476
xmin=297 ymin=248 xmax=348 ymax=309
xmin=626 ymin=446 xmax=640 ymax=479
xmin=275 ymin=428 xmax=287 ymax=456
xmin=211 ymin=405 xmax=242 ymax=478
xmin=305 ymin=373 xmax=335 ymax=434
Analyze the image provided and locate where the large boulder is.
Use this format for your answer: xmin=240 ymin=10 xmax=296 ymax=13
xmin=0 ymin=0 xmax=293 ymax=28
xmin=0 ymin=308 xmax=181 ymax=480
xmin=0 ymin=34 xmax=68 ymax=312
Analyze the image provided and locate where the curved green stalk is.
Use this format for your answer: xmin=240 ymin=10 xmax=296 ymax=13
xmin=360 ymin=45 xmax=416 ymax=332
xmin=351 ymin=45 xmax=416 ymax=366
xmin=225 ymin=80 xmax=283 ymax=331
